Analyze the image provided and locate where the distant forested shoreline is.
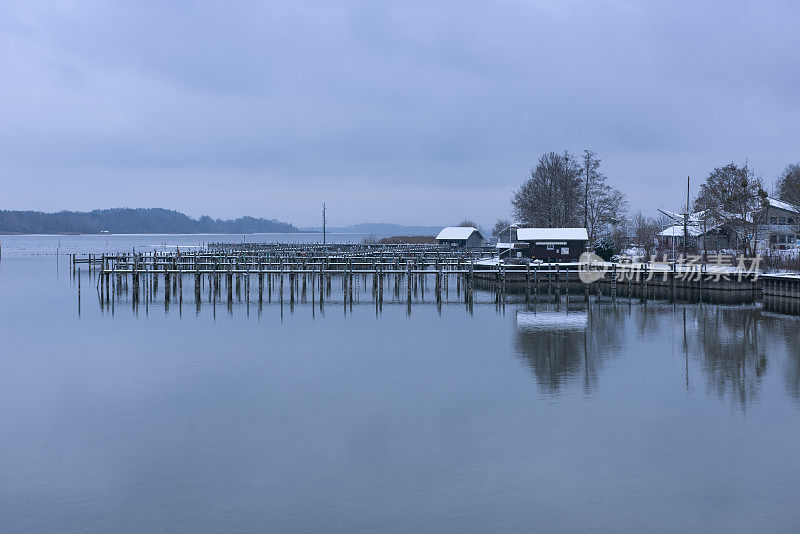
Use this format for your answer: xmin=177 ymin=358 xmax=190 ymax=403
xmin=0 ymin=208 xmax=298 ymax=235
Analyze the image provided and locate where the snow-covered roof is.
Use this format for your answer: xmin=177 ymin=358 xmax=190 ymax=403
xmin=767 ymin=197 xmax=800 ymax=214
xmin=659 ymin=225 xmax=704 ymax=237
xmin=436 ymin=226 xmax=481 ymax=241
xmin=516 ymin=227 xmax=588 ymax=241
xmin=658 ymin=208 xmax=708 ymax=225
xmin=495 ymin=242 xmax=527 ymax=249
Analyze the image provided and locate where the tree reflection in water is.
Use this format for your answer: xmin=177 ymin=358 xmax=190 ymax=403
xmin=513 ymin=302 xmax=625 ymax=394
xmin=757 ymin=309 xmax=800 ymax=407
xmin=512 ymin=299 xmax=799 ymax=410
xmin=783 ymin=331 xmax=800 ymax=406
xmin=689 ymin=306 xmax=767 ymax=410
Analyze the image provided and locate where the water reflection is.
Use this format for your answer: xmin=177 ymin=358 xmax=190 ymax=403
xmin=620 ymin=283 xmax=758 ymax=305
xmin=512 ymin=301 xmax=800 ymax=411
xmin=513 ymin=303 xmax=625 ymax=394
xmin=763 ymin=295 xmax=800 ymax=316
xmin=758 ymin=310 xmax=800 ymax=405
xmin=785 ymin=346 xmax=800 ymax=405
xmin=690 ymin=307 xmax=767 ymax=410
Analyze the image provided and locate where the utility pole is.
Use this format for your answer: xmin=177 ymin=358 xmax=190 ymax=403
xmin=683 ymin=175 xmax=689 ymax=259
xmin=584 ymin=163 xmax=589 ymax=232
xmin=322 ymin=203 xmax=326 ymax=246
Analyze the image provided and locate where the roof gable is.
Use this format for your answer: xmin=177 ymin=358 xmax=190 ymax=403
xmin=767 ymin=197 xmax=800 ymax=214
xmin=436 ymin=226 xmax=481 ymax=240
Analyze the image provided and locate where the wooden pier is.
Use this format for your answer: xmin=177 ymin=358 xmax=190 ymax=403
xmin=69 ymin=243 xmax=605 ymax=311
xmin=66 ymin=243 xmax=772 ymax=314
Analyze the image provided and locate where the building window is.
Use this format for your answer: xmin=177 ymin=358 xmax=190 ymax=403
xmin=779 ymin=217 xmax=787 ymax=225
xmin=770 ymin=235 xmax=778 ymax=244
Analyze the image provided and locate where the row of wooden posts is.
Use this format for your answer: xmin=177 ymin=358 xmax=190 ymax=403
xmin=72 ymin=244 xmax=755 ymax=313
xmin=76 ymin=263 xmax=725 ymax=320
xmin=81 ymin=265 xmax=611 ymax=314
xmin=70 ymin=247 xmax=614 ymax=312
xmin=80 ymin=255 xmax=481 ymax=308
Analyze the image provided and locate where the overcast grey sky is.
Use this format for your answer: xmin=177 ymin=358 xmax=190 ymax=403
xmin=1 ymin=0 xmax=798 ymax=227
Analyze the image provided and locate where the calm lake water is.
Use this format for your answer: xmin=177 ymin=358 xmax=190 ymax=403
xmin=1 ymin=235 xmax=799 ymax=533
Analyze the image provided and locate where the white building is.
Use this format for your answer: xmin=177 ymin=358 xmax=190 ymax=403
xmin=761 ymin=198 xmax=800 ymax=250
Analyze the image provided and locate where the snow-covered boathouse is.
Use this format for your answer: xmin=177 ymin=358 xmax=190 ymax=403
xmin=515 ymin=228 xmax=589 ymax=261
xmin=435 ymin=227 xmax=483 ymax=248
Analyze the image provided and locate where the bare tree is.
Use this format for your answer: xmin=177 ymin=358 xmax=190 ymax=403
xmin=575 ymin=151 xmax=629 ymax=243
xmin=777 ymin=163 xmax=800 ymax=207
xmin=512 ymin=151 xmax=582 ymax=227
xmin=491 ymin=218 xmax=511 ymax=237
xmin=611 ymin=221 xmax=627 ymax=253
xmin=694 ymin=161 xmax=767 ymax=256
xmin=593 ymin=187 xmax=627 ymax=244
xmin=777 ymin=163 xmax=800 ymax=240
xmin=631 ymin=211 xmax=660 ymax=258
xmin=581 ymin=150 xmax=599 ymax=230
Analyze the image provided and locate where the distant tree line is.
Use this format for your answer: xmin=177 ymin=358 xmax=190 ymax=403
xmin=0 ymin=208 xmax=298 ymax=234
xmin=361 ymin=235 xmax=437 ymax=245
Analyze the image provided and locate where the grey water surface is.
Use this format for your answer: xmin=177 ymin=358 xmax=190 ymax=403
xmin=1 ymin=235 xmax=799 ymax=533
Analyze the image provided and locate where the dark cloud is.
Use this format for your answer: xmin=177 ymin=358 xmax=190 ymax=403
xmin=1 ymin=0 xmax=798 ymax=225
